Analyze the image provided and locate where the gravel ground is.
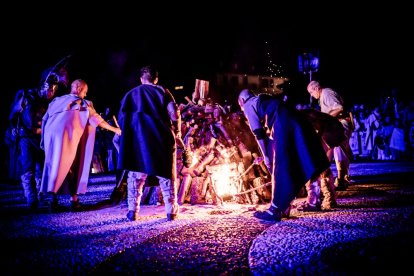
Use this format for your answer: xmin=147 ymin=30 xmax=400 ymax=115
xmin=1 ymin=162 xmax=414 ymax=275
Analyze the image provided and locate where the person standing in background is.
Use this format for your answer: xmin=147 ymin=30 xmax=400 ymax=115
xmin=307 ymin=80 xmax=353 ymax=190
xmin=6 ymin=70 xmax=61 ymax=210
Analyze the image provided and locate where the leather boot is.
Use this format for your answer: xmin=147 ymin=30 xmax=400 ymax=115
xmin=167 ymin=213 xmax=177 ymax=221
xmin=254 ymin=204 xmax=282 ymax=222
xmin=297 ymin=180 xmax=321 ymax=212
xmin=320 ymin=169 xmax=337 ymax=210
xmin=306 ymin=180 xmax=321 ymax=206
xmin=126 ymin=171 xmax=145 ymax=221
xmin=21 ymin=171 xmax=38 ymax=210
xmin=48 ymin=193 xmax=60 ymax=213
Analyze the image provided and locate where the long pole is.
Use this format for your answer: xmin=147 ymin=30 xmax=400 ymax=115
xmin=234 ymin=181 xmax=272 ymax=196
xmin=309 ymin=70 xmax=313 ymax=105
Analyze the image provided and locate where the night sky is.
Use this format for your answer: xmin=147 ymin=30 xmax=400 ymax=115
xmin=2 ymin=5 xmax=411 ymax=123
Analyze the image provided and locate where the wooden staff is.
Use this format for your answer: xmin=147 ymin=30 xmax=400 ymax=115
xmin=112 ymin=115 xmax=120 ymax=128
xmin=234 ymin=182 xmax=272 ymax=196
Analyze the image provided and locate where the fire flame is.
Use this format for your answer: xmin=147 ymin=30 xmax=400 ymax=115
xmin=207 ymin=162 xmax=241 ymax=197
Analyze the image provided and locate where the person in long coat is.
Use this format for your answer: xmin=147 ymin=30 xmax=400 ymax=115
xmin=40 ymin=79 xmax=121 ymax=211
xmin=238 ymin=89 xmax=330 ymax=222
xmin=117 ymin=66 xmax=184 ymax=221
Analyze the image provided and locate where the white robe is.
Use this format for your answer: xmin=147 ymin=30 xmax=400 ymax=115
xmin=40 ymin=94 xmax=103 ymax=195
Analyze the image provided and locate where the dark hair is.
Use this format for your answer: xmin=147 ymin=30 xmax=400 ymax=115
xmin=140 ymin=66 xmax=158 ymax=82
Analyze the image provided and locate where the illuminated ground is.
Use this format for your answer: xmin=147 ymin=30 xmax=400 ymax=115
xmin=1 ymin=161 xmax=413 ymax=275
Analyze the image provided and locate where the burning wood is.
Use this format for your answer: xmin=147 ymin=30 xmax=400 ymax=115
xmin=146 ymin=99 xmax=272 ymax=206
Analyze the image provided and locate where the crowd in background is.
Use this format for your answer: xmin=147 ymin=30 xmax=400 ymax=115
xmin=347 ymin=94 xmax=414 ymax=161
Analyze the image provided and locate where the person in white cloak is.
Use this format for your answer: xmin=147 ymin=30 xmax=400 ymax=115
xmin=40 ymin=79 xmax=122 ymax=212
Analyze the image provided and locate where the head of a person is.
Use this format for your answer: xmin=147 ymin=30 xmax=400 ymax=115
xmin=238 ymin=89 xmax=255 ymax=111
xmin=307 ymin=80 xmax=322 ymax=99
xmin=70 ymin=79 xmax=88 ymax=99
xmin=140 ymin=65 xmax=158 ymax=84
xmin=39 ymin=72 xmax=59 ymax=100
xmin=373 ymin=107 xmax=381 ymax=118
